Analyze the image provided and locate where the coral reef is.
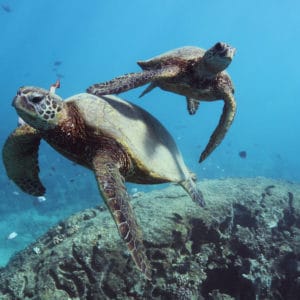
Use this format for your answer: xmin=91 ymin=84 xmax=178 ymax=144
xmin=0 ymin=177 xmax=299 ymax=299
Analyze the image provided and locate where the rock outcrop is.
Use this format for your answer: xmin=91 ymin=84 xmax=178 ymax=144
xmin=0 ymin=178 xmax=299 ymax=299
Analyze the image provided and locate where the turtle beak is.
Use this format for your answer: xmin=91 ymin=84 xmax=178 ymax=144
xmin=218 ymin=43 xmax=236 ymax=60
xmin=224 ymin=45 xmax=236 ymax=60
xmin=12 ymin=96 xmax=16 ymax=107
xmin=12 ymin=88 xmax=22 ymax=107
xmin=12 ymin=89 xmax=32 ymax=111
xmin=12 ymin=91 xmax=36 ymax=121
xmin=12 ymin=95 xmax=24 ymax=112
xmin=12 ymin=95 xmax=19 ymax=108
xmin=12 ymin=95 xmax=21 ymax=110
xmin=228 ymin=46 xmax=236 ymax=59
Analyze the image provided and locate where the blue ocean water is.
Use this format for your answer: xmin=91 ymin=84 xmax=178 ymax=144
xmin=0 ymin=0 xmax=299 ymax=267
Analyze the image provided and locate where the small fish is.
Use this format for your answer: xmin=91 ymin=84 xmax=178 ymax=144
xmin=1 ymin=4 xmax=12 ymax=13
xmin=239 ymin=151 xmax=247 ymax=158
xmin=53 ymin=60 xmax=62 ymax=66
xmin=7 ymin=232 xmax=18 ymax=240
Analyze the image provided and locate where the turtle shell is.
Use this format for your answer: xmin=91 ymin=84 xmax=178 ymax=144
xmin=66 ymin=94 xmax=190 ymax=183
xmin=138 ymin=46 xmax=206 ymax=70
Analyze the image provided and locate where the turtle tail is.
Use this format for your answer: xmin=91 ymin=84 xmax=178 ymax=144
xmin=180 ymin=173 xmax=205 ymax=207
xmin=86 ymin=70 xmax=158 ymax=96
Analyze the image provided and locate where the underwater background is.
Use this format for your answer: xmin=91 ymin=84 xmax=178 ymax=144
xmin=0 ymin=0 xmax=299 ymax=269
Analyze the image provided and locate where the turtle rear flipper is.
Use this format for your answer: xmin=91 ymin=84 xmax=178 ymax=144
xmin=180 ymin=174 xmax=205 ymax=207
xmin=138 ymin=82 xmax=157 ymax=98
xmin=92 ymin=152 xmax=152 ymax=280
xmin=2 ymin=125 xmax=45 ymax=196
xmin=87 ymin=65 xmax=180 ymax=97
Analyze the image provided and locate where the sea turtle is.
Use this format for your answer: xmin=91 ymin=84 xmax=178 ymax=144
xmin=2 ymin=84 xmax=204 ymax=280
xmin=87 ymin=42 xmax=236 ymax=163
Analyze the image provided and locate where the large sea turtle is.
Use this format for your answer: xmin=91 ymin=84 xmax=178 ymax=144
xmin=87 ymin=42 xmax=236 ymax=162
xmin=2 ymin=84 xmax=204 ymax=280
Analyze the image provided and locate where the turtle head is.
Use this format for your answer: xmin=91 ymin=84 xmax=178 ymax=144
xmin=202 ymin=42 xmax=236 ymax=74
xmin=12 ymin=86 xmax=64 ymax=130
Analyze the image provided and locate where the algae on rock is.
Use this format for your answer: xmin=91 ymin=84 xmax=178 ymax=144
xmin=0 ymin=177 xmax=300 ymax=299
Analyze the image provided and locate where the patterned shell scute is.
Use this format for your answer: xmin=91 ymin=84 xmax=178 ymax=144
xmin=65 ymin=94 xmax=190 ymax=182
xmin=138 ymin=46 xmax=206 ymax=69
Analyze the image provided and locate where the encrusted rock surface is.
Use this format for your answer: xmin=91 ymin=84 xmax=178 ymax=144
xmin=0 ymin=177 xmax=300 ymax=299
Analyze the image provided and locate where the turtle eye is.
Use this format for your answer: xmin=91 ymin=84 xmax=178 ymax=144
xmin=31 ymin=96 xmax=43 ymax=103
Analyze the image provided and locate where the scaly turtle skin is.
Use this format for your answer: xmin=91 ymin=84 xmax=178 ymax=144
xmin=87 ymin=42 xmax=236 ymax=162
xmin=2 ymin=86 xmax=204 ymax=280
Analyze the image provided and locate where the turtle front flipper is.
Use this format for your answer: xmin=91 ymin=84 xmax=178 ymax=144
xmin=2 ymin=124 xmax=45 ymax=196
xmin=199 ymin=92 xmax=236 ymax=162
xmin=87 ymin=71 xmax=157 ymax=96
xmin=92 ymin=152 xmax=152 ymax=280
xmin=87 ymin=65 xmax=180 ymax=97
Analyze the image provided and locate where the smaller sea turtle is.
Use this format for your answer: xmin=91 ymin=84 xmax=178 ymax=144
xmin=87 ymin=42 xmax=236 ymax=162
xmin=2 ymin=84 xmax=204 ymax=280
